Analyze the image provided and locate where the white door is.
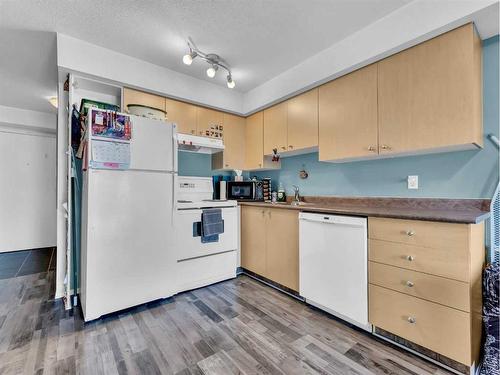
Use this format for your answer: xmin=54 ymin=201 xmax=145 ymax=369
xmin=299 ymin=213 xmax=370 ymax=331
xmin=128 ymin=116 xmax=177 ymax=172
xmin=82 ymin=168 xmax=175 ymax=321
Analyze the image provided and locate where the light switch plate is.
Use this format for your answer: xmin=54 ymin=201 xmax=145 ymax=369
xmin=408 ymin=175 xmax=419 ymax=189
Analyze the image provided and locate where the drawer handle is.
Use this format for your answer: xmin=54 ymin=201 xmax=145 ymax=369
xmin=406 ymin=281 xmax=414 ymax=287
xmin=407 ymin=316 xmax=416 ymax=324
xmin=406 ymin=255 xmax=415 ymax=262
xmin=406 ymin=230 xmax=415 ymax=236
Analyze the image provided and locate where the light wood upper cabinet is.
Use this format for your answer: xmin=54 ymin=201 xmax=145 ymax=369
xmin=378 ymin=23 xmax=483 ymax=155
xmin=263 ymin=102 xmax=288 ymax=155
xmin=165 ymin=98 xmax=197 ymax=135
xmin=212 ymin=113 xmax=246 ymax=170
xmin=287 ymin=89 xmax=319 ymax=152
xmin=319 ymin=64 xmax=378 ymax=162
xmin=241 ymin=206 xmax=267 ymax=276
xmin=123 ymin=88 xmax=165 ymax=112
xmin=245 ymin=112 xmax=264 ymax=170
xmin=241 ymin=206 xmax=299 ymax=291
xmin=196 ymin=107 xmax=224 ymax=138
xmin=266 ymin=208 xmax=299 ymax=291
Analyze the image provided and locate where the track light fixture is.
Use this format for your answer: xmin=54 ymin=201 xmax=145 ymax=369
xmin=182 ymin=37 xmax=236 ymax=88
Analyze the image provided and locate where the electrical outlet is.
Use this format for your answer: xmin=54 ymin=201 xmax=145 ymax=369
xmin=408 ymin=175 xmax=419 ymax=189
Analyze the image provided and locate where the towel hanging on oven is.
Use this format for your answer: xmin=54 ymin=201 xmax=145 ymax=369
xmin=201 ymin=208 xmax=224 ymax=243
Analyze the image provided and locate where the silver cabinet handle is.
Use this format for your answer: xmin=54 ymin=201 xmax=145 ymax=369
xmin=368 ymin=146 xmax=376 ymax=152
xmin=281 ymin=146 xmax=287 ymax=150
xmin=380 ymin=144 xmax=391 ymax=150
xmin=406 ymin=255 xmax=414 ymax=262
xmin=225 ymin=163 xmax=229 ymax=168
xmin=406 ymin=230 xmax=415 ymax=236
xmin=289 ymin=145 xmax=293 ymax=149
xmin=406 ymin=281 xmax=414 ymax=287
xmin=258 ymin=163 xmax=262 ymax=167
xmin=407 ymin=316 xmax=416 ymax=324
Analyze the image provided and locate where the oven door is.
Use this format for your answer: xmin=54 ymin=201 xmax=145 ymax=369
xmin=227 ymin=181 xmax=255 ymax=200
xmin=174 ymin=207 xmax=238 ymax=261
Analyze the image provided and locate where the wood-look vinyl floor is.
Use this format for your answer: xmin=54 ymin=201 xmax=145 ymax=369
xmin=0 ymin=271 xmax=453 ymax=375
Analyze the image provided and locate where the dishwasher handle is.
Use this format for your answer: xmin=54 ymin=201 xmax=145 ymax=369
xmin=299 ymin=212 xmax=367 ymax=228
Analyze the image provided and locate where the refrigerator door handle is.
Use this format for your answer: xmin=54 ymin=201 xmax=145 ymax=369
xmin=172 ymin=123 xmax=178 ymax=173
xmin=171 ymin=172 xmax=177 ymax=226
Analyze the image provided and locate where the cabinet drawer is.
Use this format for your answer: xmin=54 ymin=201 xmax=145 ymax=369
xmin=369 ymin=285 xmax=471 ymax=365
xmin=369 ymin=262 xmax=470 ymax=311
xmin=368 ymin=217 xmax=469 ymax=250
xmin=369 ymin=239 xmax=469 ymax=282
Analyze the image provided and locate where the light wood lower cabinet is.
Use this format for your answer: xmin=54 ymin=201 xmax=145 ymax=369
xmin=370 ymin=284 xmax=471 ymax=364
xmin=241 ymin=206 xmax=267 ymax=276
xmin=241 ymin=206 xmax=299 ymax=291
xmin=368 ymin=217 xmax=484 ymax=368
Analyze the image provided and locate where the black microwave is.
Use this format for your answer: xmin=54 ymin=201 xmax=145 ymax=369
xmin=226 ymin=181 xmax=263 ymax=201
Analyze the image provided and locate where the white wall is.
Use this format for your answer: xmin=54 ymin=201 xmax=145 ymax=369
xmin=0 ymin=130 xmax=56 ymax=252
xmin=57 ymin=34 xmax=244 ymax=114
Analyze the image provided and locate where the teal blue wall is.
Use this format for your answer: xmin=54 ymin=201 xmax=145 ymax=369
xmin=253 ymin=35 xmax=499 ymax=199
xmin=178 ymin=152 xmax=213 ymax=177
xmin=178 ymin=36 xmax=499 ymax=199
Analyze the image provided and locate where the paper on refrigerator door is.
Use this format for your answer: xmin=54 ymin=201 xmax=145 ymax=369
xmin=91 ymin=139 xmax=130 ymax=170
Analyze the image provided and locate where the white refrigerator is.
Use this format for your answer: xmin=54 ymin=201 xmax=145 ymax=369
xmin=80 ymin=109 xmax=177 ymax=321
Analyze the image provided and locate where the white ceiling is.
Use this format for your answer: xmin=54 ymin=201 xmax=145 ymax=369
xmin=0 ymin=0 xmax=498 ymax=116
xmin=0 ymin=0 xmax=413 ymax=113
xmin=0 ymin=29 xmax=57 ymax=113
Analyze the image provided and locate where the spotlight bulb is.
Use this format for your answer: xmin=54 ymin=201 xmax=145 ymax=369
xmin=183 ymin=54 xmax=193 ymax=65
xmin=206 ymin=65 xmax=217 ymax=78
xmin=226 ymin=76 xmax=235 ymax=89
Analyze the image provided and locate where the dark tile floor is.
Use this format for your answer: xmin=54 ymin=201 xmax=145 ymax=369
xmin=0 ymin=247 xmax=55 ymax=279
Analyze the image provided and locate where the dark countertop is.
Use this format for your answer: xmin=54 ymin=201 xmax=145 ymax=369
xmin=238 ymin=197 xmax=490 ymax=224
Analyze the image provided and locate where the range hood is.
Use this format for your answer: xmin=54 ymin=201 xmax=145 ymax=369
xmin=177 ymin=133 xmax=224 ymax=154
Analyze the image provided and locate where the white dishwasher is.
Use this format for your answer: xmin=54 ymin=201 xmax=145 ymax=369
xmin=299 ymin=212 xmax=371 ymax=331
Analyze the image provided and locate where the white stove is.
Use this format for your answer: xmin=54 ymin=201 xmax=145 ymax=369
xmin=174 ymin=176 xmax=238 ymax=293
xmin=176 ymin=176 xmax=237 ymax=210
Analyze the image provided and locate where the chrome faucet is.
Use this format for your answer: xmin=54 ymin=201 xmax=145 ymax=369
xmin=292 ymin=185 xmax=300 ymax=205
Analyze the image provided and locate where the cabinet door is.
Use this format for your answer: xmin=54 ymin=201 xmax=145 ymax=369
xmin=123 ymin=88 xmax=165 ymax=112
xmin=196 ymin=107 xmax=224 ymax=138
xmin=165 ymin=98 xmax=197 ymax=135
xmin=221 ymin=113 xmax=246 ymax=170
xmin=263 ymin=102 xmax=288 ymax=155
xmin=287 ymin=89 xmax=318 ymax=151
xmin=245 ymin=112 xmax=264 ymax=170
xmin=241 ymin=206 xmax=267 ymax=276
xmin=378 ymin=23 xmax=482 ymax=155
xmin=319 ymin=64 xmax=378 ymax=161
xmin=266 ymin=208 xmax=299 ymax=291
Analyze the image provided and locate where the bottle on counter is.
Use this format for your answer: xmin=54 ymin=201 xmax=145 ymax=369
xmin=277 ymin=182 xmax=286 ymax=202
